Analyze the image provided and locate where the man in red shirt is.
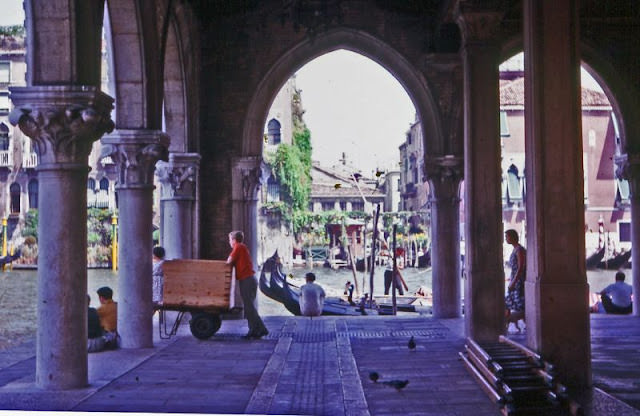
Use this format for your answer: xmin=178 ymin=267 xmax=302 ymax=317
xmin=227 ymin=230 xmax=269 ymax=339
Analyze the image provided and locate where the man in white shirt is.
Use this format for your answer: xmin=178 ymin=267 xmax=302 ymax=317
xmin=300 ymin=272 xmax=325 ymax=317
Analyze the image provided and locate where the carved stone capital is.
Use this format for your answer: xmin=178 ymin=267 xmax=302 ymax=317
xmin=155 ymin=152 xmax=201 ymax=199
xmin=424 ymin=155 xmax=464 ymax=204
xmin=101 ymin=129 xmax=170 ymax=189
xmin=455 ymin=3 xmax=503 ymax=43
xmin=615 ymin=153 xmax=640 ymax=201
xmin=425 ymin=56 xmax=464 ymax=149
xmin=232 ymin=156 xmax=262 ymax=201
xmin=8 ymin=86 xmax=114 ymax=167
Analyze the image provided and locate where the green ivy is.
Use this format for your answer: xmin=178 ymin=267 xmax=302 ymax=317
xmin=266 ymin=86 xmax=313 ymax=235
xmin=22 ymin=209 xmax=38 ymax=240
xmin=0 ymin=26 xmax=24 ymax=37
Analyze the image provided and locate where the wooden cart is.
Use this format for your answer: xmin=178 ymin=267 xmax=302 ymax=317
xmin=158 ymin=259 xmax=235 ymax=339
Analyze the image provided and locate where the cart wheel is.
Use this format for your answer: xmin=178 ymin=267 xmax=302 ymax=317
xmin=189 ymin=313 xmax=221 ymax=339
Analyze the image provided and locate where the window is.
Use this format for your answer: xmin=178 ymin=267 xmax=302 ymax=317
xmin=506 ymin=164 xmax=522 ymax=203
xmin=0 ymin=62 xmax=9 ymax=83
xmin=500 ymin=111 xmax=510 ymax=137
xmin=0 ymin=92 xmax=10 ymax=114
xmin=619 ymin=221 xmax=631 ymax=243
xmin=99 ymin=177 xmax=109 ymax=191
xmin=266 ymin=176 xmax=280 ymax=202
xmin=9 ymin=182 xmax=20 ymax=213
xmin=0 ymin=122 xmax=8 ymax=151
xmin=616 ymin=178 xmax=630 ymax=205
xmin=87 ymin=178 xmax=96 ymax=190
xmin=352 ymin=201 xmax=364 ymax=211
xmin=321 ymin=202 xmax=334 ymax=211
xmin=339 ymin=202 xmax=346 ymax=211
xmin=28 ymin=179 xmax=38 ymax=209
xmin=267 ymin=118 xmax=281 ymax=145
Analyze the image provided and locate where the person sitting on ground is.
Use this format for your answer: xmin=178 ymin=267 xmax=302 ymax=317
xmin=87 ymin=294 xmax=105 ymax=353
xmin=597 ymin=271 xmax=633 ymax=314
xmin=97 ymin=286 xmax=119 ymax=349
xmin=152 ymin=245 xmax=166 ymax=307
xmin=300 ymin=272 xmax=326 ymax=317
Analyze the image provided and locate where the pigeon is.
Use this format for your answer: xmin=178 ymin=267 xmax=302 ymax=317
xmin=375 ymin=169 xmax=384 ymax=177
xmin=369 ymin=371 xmax=379 ymax=383
xmin=334 ymin=183 xmax=342 ymax=189
xmin=382 ymin=379 xmax=409 ymax=390
xmin=408 ymin=336 xmax=416 ymax=351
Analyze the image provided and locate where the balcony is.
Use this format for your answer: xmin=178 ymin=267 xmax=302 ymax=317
xmin=0 ymin=150 xmax=9 ymax=167
xmin=23 ymin=152 xmax=38 ymax=168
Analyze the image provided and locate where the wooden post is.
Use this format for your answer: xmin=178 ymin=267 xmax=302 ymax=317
xmin=368 ymin=204 xmax=380 ymax=308
xmin=392 ymin=223 xmax=397 ymax=315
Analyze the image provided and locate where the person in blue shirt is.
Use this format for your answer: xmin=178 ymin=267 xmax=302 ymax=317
xmin=599 ymin=271 xmax=633 ymax=314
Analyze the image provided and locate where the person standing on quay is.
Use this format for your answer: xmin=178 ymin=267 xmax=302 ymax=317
xmin=227 ymin=231 xmax=269 ymax=339
xmin=504 ymin=229 xmax=526 ymax=333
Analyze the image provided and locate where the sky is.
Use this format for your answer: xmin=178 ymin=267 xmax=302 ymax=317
xmin=0 ymin=0 xmax=23 ymax=26
xmin=294 ymin=50 xmax=415 ymax=175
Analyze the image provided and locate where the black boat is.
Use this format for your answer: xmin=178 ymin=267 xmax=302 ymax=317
xmin=259 ymin=252 xmax=366 ymax=316
xmin=586 ymin=247 xmax=605 ymax=269
xmin=597 ymin=250 xmax=632 ymax=270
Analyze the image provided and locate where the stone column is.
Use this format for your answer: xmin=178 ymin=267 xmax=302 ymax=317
xmin=425 ymin=156 xmax=463 ymax=318
xmin=231 ymin=156 xmax=262 ymax=267
xmin=231 ymin=156 xmax=262 ymax=310
xmin=156 ymin=152 xmax=201 ymax=259
xmin=615 ymin=154 xmax=640 ymax=316
xmin=9 ymin=85 xmax=114 ymax=389
xmin=101 ymin=130 xmax=169 ymax=348
xmin=524 ymin=0 xmax=590 ymax=388
xmin=456 ymin=7 xmax=505 ymax=341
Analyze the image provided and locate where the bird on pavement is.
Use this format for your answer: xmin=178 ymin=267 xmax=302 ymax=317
xmin=408 ymin=336 xmax=416 ymax=351
xmin=382 ymin=379 xmax=409 ymax=391
xmin=369 ymin=371 xmax=379 ymax=383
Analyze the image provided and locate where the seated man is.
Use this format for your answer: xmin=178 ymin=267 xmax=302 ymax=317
xmin=600 ymin=271 xmax=633 ymax=314
xmin=300 ymin=272 xmax=325 ymax=317
xmin=97 ymin=286 xmax=119 ymax=349
xmin=87 ymin=294 xmax=105 ymax=353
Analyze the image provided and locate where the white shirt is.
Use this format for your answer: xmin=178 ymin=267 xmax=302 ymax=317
xmin=300 ymin=282 xmax=326 ymax=317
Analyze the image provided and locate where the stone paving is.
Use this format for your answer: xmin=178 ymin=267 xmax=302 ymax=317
xmin=0 ymin=314 xmax=638 ymax=415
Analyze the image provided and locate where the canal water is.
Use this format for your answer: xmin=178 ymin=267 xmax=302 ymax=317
xmin=0 ymin=265 xmax=626 ymax=351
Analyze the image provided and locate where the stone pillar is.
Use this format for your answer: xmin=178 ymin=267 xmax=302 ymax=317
xmin=101 ymin=130 xmax=169 ymax=348
xmin=456 ymin=7 xmax=505 ymax=341
xmin=615 ymin=154 xmax=640 ymax=316
xmin=425 ymin=156 xmax=463 ymax=318
xmin=156 ymin=152 xmax=201 ymax=259
xmin=231 ymin=156 xmax=262 ymax=267
xmin=9 ymin=86 xmax=114 ymax=389
xmin=524 ymin=0 xmax=591 ymax=388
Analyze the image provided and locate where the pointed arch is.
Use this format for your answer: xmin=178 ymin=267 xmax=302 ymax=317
xmin=242 ymin=28 xmax=442 ymax=159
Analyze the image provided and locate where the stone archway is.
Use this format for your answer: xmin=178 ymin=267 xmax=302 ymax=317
xmin=237 ymin=27 xmax=465 ymax=316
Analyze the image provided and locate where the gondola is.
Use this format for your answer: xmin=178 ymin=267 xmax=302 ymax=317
xmin=597 ymin=250 xmax=632 ymax=270
xmin=585 ymin=246 xmax=605 ymax=269
xmin=259 ymin=252 xmax=368 ymax=316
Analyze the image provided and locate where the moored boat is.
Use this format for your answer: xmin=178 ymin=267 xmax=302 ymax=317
xmin=259 ymin=252 xmax=368 ymax=316
xmin=597 ymin=250 xmax=631 ymax=270
xmin=586 ymin=246 xmax=605 ymax=269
